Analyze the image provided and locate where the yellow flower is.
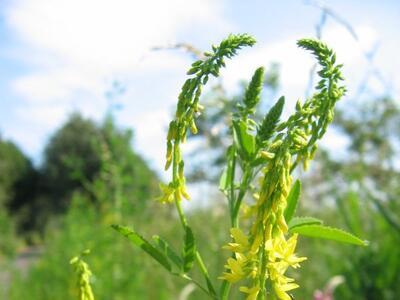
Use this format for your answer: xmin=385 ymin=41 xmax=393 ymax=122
xmin=157 ymin=182 xmax=191 ymax=203
xmin=219 ymin=252 xmax=250 ymax=283
xmin=266 ymin=234 xmax=306 ymax=268
xmin=273 ymin=282 xmax=299 ymax=300
xmin=265 ymin=234 xmax=306 ymax=300
xmin=240 ymin=284 xmax=260 ymax=300
xmin=222 ymin=228 xmax=249 ymax=253
xmin=157 ymin=183 xmax=175 ymax=203
xmin=219 ymin=255 xmax=246 ymax=283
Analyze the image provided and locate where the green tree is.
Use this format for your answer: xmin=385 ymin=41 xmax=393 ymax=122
xmin=40 ymin=112 xmax=159 ymax=215
xmin=40 ymin=113 xmax=103 ymax=212
xmin=0 ymin=136 xmax=38 ymax=234
xmin=0 ymin=137 xmax=35 ymax=207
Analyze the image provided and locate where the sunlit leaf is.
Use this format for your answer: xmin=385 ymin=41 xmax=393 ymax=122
xmin=284 ymin=180 xmax=301 ymax=222
xmin=288 ymin=216 xmax=322 ymax=230
xmin=233 ymin=120 xmax=255 ymax=161
xmin=182 ymin=225 xmax=196 ymax=272
xmin=112 ymin=225 xmax=172 ymax=271
xmin=290 ymin=224 xmax=368 ymax=246
xmin=153 ymin=235 xmax=183 ymax=270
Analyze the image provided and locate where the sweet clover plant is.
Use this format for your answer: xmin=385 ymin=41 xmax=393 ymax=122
xmin=112 ymin=34 xmax=367 ymax=300
xmin=70 ymin=249 xmax=95 ymax=300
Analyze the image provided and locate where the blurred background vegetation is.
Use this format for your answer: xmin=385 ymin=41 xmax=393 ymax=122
xmin=1 ymin=68 xmax=399 ymax=299
xmin=1 ymin=2 xmax=400 ymax=300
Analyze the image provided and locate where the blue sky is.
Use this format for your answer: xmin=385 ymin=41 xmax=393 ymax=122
xmin=0 ymin=0 xmax=399 ymax=175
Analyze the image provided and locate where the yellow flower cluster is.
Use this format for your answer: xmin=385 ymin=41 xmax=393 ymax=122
xmin=221 ymin=149 xmax=307 ymax=300
xmin=70 ymin=250 xmax=95 ymax=300
xmin=221 ymin=228 xmax=305 ymax=300
xmin=266 ymin=233 xmax=307 ymax=300
xmin=158 ymin=181 xmax=190 ymax=204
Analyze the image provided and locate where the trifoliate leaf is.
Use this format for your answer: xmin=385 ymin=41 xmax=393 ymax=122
xmin=153 ymin=235 xmax=183 ymax=270
xmin=112 ymin=225 xmax=172 ymax=271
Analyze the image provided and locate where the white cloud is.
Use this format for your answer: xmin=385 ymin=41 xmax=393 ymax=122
xmin=7 ymin=0 xmax=227 ymax=71
xmin=220 ymin=36 xmax=313 ymax=98
xmin=217 ymin=23 xmax=400 ymax=122
xmin=119 ymin=108 xmax=170 ymax=173
xmin=3 ymin=0 xmax=230 ymax=168
xmin=5 ymin=0 xmax=229 ymax=104
xmin=4 ymin=0 xmax=399 ymax=176
xmin=12 ymin=67 xmax=104 ymax=103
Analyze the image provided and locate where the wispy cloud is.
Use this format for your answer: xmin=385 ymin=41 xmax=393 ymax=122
xmin=6 ymin=0 xmax=228 ymax=102
xmin=220 ymin=24 xmax=386 ymax=102
xmin=3 ymin=0 xmax=399 ymax=175
xmin=3 ymin=0 xmax=230 ymax=167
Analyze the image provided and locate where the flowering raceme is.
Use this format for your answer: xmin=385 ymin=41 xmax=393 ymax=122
xmin=113 ymin=34 xmax=367 ymax=300
xmin=220 ymin=39 xmax=348 ymax=299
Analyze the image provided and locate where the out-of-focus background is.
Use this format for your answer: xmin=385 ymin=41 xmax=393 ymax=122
xmin=0 ymin=0 xmax=399 ymax=299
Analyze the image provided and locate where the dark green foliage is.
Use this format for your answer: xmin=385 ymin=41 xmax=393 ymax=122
xmin=0 ymin=205 xmax=17 ymax=258
xmin=41 ymin=113 xmax=102 ymax=212
xmin=0 ymin=137 xmax=38 ymax=234
xmin=41 ymin=113 xmax=158 ymax=216
xmin=0 ymin=113 xmax=158 ymax=236
xmin=0 ymin=137 xmax=35 ymax=207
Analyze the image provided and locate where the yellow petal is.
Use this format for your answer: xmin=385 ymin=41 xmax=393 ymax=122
xmin=230 ymin=228 xmax=249 ymax=247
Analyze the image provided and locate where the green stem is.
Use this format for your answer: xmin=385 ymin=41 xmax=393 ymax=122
xmin=172 ymin=140 xmax=217 ymax=298
xmin=174 ymin=192 xmax=217 ymax=298
xmin=232 ymin=167 xmax=253 ymax=225
xmin=220 ymin=281 xmax=230 ymax=300
xmin=258 ymin=229 xmax=268 ymax=300
xmin=181 ymin=274 xmax=218 ymax=300
xmin=229 ymin=152 xmax=237 ymax=225
xmin=219 ymin=147 xmax=239 ymax=299
xmin=175 ymin=198 xmax=188 ymax=226
xmin=196 ymin=252 xmax=218 ymax=297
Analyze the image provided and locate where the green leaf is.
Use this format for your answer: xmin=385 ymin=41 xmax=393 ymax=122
xmin=290 ymin=224 xmax=368 ymax=246
xmin=152 ymin=235 xmax=183 ymax=270
xmin=336 ymin=191 xmax=363 ymax=237
xmin=284 ymin=180 xmax=301 ymax=222
xmin=257 ymin=96 xmax=285 ymax=144
xmin=288 ymin=216 xmax=323 ymax=230
xmin=233 ymin=120 xmax=256 ymax=160
xmin=182 ymin=225 xmax=196 ymax=272
xmin=112 ymin=225 xmax=172 ymax=271
xmin=219 ymin=167 xmax=228 ymax=191
xmin=219 ymin=146 xmax=235 ymax=192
